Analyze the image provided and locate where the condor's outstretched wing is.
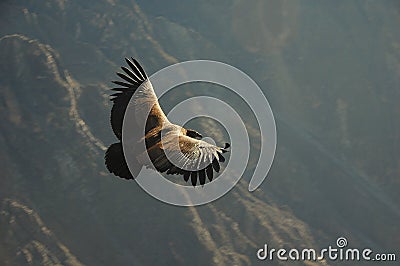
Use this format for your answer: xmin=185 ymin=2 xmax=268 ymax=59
xmin=144 ymin=132 xmax=230 ymax=186
xmin=106 ymin=57 xmax=230 ymax=185
xmin=110 ymin=58 xmax=168 ymax=140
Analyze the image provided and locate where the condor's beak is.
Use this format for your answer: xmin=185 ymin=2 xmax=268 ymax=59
xmin=222 ymin=143 xmax=230 ymax=153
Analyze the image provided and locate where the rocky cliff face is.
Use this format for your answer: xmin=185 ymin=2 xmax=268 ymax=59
xmin=1 ymin=1 xmax=399 ymax=265
xmin=0 ymin=198 xmax=84 ymax=265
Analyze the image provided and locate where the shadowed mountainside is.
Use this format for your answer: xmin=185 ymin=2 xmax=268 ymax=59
xmin=0 ymin=33 xmax=322 ymax=266
xmin=0 ymin=198 xmax=84 ymax=265
xmin=0 ymin=1 xmax=399 ymax=265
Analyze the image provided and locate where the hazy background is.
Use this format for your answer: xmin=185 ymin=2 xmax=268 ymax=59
xmin=0 ymin=1 xmax=399 ymax=265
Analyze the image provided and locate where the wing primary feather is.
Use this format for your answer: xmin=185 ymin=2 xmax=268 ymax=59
xmin=217 ymin=152 xmax=225 ymax=162
xmin=183 ymin=171 xmax=190 ymax=182
xmin=111 ymin=87 xmax=126 ymax=91
xmin=212 ymin=158 xmax=220 ymax=172
xmin=198 ymin=169 xmax=206 ymax=185
xmin=131 ymin=57 xmax=148 ymax=79
xmin=191 ymin=171 xmax=197 ymax=186
xmin=121 ymin=66 xmax=142 ymax=81
xmin=116 ymin=72 xmax=139 ymax=85
xmin=112 ymin=80 xmax=133 ymax=88
xmin=206 ymin=165 xmax=213 ymax=181
xmin=125 ymin=58 xmax=146 ymax=80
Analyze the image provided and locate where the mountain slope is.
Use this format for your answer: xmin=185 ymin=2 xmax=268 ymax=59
xmin=1 ymin=1 xmax=399 ymax=265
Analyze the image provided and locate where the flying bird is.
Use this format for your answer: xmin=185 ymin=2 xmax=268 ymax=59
xmin=105 ymin=58 xmax=230 ymax=186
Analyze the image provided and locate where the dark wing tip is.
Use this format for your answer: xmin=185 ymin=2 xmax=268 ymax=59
xmin=124 ymin=57 xmax=147 ymax=80
xmin=206 ymin=165 xmax=213 ymax=182
xmin=112 ymin=80 xmax=132 ymax=88
xmin=191 ymin=171 xmax=197 ymax=186
xmin=217 ymin=152 xmax=225 ymax=162
xmin=109 ymin=57 xmax=148 ymax=140
xmin=131 ymin=57 xmax=148 ymax=79
xmin=183 ymin=171 xmax=190 ymax=182
xmin=116 ymin=72 xmax=139 ymax=85
xmin=198 ymin=170 xmax=206 ymax=186
xmin=212 ymin=158 xmax=220 ymax=172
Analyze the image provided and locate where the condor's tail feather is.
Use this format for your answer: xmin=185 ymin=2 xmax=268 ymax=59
xmin=105 ymin=142 xmax=136 ymax=180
